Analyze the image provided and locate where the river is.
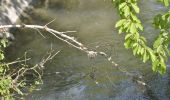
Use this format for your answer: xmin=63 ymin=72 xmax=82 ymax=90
xmin=6 ymin=0 xmax=170 ymax=100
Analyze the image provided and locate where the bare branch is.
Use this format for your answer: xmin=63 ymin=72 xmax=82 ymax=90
xmin=0 ymin=24 xmax=131 ymax=75
xmin=4 ymin=58 xmax=31 ymax=66
xmin=10 ymin=49 xmax=60 ymax=93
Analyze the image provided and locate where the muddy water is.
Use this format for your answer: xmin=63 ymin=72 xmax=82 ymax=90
xmin=6 ymin=0 xmax=170 ymax=100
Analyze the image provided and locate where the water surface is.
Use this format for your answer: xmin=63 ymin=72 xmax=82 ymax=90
xmin=6 ymin=0 xmax=170 ymax=100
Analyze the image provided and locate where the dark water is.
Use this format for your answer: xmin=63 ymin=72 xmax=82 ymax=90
xmin=6 ymin=0 xmax=170 ymax=100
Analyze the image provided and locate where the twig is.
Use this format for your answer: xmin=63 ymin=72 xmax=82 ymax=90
xmin=4 ymin=58 xmax=31 ymax=66
xmin=45 ymin=18 xmax=56 ymax=26
xmin=34 ymin=28 xmax=46 ymax=38
xmin=10 ymin=50 xmax=60 ymax=92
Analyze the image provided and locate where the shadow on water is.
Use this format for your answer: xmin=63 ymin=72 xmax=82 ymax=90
xmin=5 ymin=0 xmax=170 ymax=100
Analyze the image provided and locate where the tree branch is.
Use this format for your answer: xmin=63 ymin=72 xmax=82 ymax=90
xmin=0 ymin=24 xmax=133 ymax=76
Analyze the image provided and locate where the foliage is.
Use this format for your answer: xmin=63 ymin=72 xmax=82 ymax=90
xmin=0 ymin=38 xmax=43 ymax=100
xmin=113 ymin=0 xmax=170 ymax=74
xmin=0 ymin=39 xmax=14 ymax=100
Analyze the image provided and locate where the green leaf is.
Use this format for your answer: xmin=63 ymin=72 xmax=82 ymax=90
xmin=140 ymin=36 xmax=147 ymax=43
xmin=137 ymin=45 xmax=142 ymax=54
xmin=164 ymin=46 xmax=170 ymax=56
xmin=131 ymin=3 xmax=140 ymax=13
xmin=115 ymin=19 xmax=126 ymax=28
xmin=133 ymin=45 xmax=138 ymax=55
xmin=130 ymin=23 xmax=136 ymax=33
xmin=119 ymin=3 xmax=127 ymax=10
xmin=148 ymin=49 xmax=156 ymax=62
xmin=132 ymin=43 xmax=138 ymax=47
xmin=130 ymin=13 xmax=141 ymax=23
xmin=1 ymin=39 xmax=7 ymax=48
xmin=124 ymin=39 xmax=132 ymax=49
xmin=124 ymin=6 xmax=130 ymax=17
xmin=164 ymin=0 xmax=169 ymax=6
xmin=159 ymin=56 xmax=166 ymax=74
xmin=152 ymin=60 xmax=158 ymax=72
xmin=118 ymin=27 xmax=123 ymax=34
xmin=125 ymin=33 xmax=133 ymax=40
xmin=136 ymin=23 xmax=143 ymax=31
xmin=143 ymin=50 xmax=148 ymax=63
xmin=123 ymin=21 xmax=131 ymax=29
xmin=140 ymin=48 xmax=144 ymax=55
xmin=153 ymin=36 xmax=162 ymax=48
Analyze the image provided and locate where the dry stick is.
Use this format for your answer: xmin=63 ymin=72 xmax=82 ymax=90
xmin=0 ymin=24 xmax=132 ymax=76
xmin=45 ymin=18 xmax=56 ymax=26
xmin=34 ymin=28 xmax=46 ymax=38
xmin=11 ymin=50 xmax=60 ymax=90
xmin=4 ymin=58 xmax=31 ymax=66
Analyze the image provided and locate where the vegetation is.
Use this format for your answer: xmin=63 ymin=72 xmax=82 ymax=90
xmin=0 ymin=0 xmax=170 ymax=99
xmin=0 ymin=27 xmax=59 ymax=99
xmin=0 ymin=38 xmax=43 ymax=100
xmin=113 ymin=0 xmax=170 ymax=74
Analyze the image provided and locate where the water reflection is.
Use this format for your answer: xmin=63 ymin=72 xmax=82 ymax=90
xmin=6 ymin=0 xmax=170 ymax=100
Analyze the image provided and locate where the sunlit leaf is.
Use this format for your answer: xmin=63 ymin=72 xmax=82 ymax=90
xmin=115 ymin=19 xmax=126 ymax=28
xmin=131 ymin=3 xmax=140 ymax=13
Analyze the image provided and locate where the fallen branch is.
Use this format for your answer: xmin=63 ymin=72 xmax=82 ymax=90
xmin=0 ymin=24 xmax=136 ymax=76
xmin=0 ymin=25 xmax=117 ymax=62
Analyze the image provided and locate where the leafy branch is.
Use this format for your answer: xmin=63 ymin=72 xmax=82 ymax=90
xmin=113 ymin=0 xmax=170 ymax=74
xmin=152 ymin=10 xmax=170 ymax=73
